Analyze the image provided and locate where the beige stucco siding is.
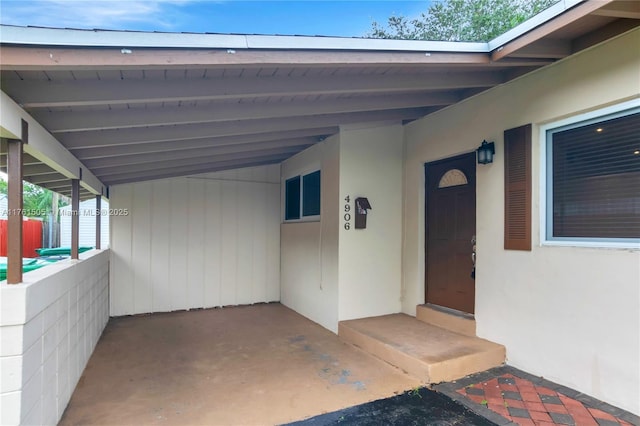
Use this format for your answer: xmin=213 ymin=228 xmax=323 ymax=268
xmin=280 ymin=137 xmax=340 ymax=333
xmin=280 ymin=121 xmax=404 ymax=332
xmin=402 ymin=29 xmax=640 ymax=414
xmin=338 ymin=123 xmax=404 ymax=322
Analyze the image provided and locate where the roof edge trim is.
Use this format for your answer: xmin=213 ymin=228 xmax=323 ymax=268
xmin=0 ymin=25 xmax=489 ymax=52
xmin=488 ymin=0 xmax=584 ymax=50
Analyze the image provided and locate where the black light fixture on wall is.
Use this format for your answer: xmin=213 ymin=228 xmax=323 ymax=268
xmin=477 ymin=140 xmax=495 ymax=164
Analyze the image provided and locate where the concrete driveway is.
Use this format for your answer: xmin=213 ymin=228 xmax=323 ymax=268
xmin=60 ymin=303 xmax=420 ymax=425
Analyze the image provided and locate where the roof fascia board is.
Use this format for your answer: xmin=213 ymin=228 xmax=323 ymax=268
xmin=488 ymin=0 xmax=584 ymax=50
xmin=0 ymin=25 xmax=489 ymax=52
xmin=0 ymin=26 xmax=250 ymax=49
xmin=244 ymin=35 xmax=488 ymax=52
xmin=0 ymin=90 xmax=105 ymax=195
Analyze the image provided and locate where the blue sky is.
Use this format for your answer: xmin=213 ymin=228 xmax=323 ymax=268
xmin=0 ymin=0 xmax=432 ymax=37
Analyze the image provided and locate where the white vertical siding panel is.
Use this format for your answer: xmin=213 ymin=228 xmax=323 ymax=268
xmin=132 ymin=182 xmax=152 ymax=314
xmin=187 ymin=179 xmax=205 ymax=309
xmin=169 ymin=179 xmax=189 ymax=311
xmin=236 ymin=182 xmax=254 ymax=305
xmin=266 ymin=183 xmax=281 ymax=302
xmin=220 ymin=180 xmax=238 ymax=306
xmin=252 ymin=182 xmax=268 ymax=303
xmin=110 ymin=165 xmax=281 ymax=315
xmin=204 ymin=180 xmax=222 ymax=308
xmin=110 ymin=185 xmax=134 ymax=316
xmin=151 ymin=181 xmax=171 ymax=312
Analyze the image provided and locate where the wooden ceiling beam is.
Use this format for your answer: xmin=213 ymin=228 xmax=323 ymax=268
xmin=591 ymin=1 xmax=640 ymax=19
xmin=38 ymin=92 xmax=458 ymax=133
xmin=27 ymin=172 xmax=70 ymax=185
xmin=22 ymin=163 xmax=59 ymax=176
xmin=58 ymin=108 xmax=429 ymax=149
xmin=572 ymin=18 xmax=640 ymax=52
xmin=83 ymin=137 xmax=316 ymax=169
xmin=503 ymin=39 xmax=572 ymax=59
xmin=92 ymin=145 xmax=310 ymax=178
xmin=101 ymin=156 xmax=289 ymax=186
xmin=70 ymin=127 xmax=336 ymax=159
xmin=4 ymin=72 xmax=503 ymax=108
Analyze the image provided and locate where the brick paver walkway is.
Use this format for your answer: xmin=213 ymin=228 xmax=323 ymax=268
xmin=435 ymin=366 xmax=639 ymax=426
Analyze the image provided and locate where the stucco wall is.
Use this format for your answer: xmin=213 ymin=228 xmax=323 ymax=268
xmin=402 ymin=29 xmax=640 ymax=414
xmin=280 ymin=122 xmax=404 ymax=331
xmin=280 ymin=137 xmax=340 ymax=332
xmin=109 ymin=165 xmax=281 ymax=316
xmin=0 ymin=250 xmax=109 ymax=425
xmin=338 ymin=123 xmax=404 ymax=321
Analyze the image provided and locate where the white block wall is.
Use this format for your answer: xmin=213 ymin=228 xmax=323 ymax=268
xmin=0 ymin=250 xmax=109 ymax=425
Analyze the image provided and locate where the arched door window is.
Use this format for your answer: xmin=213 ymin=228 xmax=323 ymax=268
xmin=438 ymin=169 xmax=468 ymax=188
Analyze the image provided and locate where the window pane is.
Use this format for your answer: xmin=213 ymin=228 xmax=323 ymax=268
xmin=285 ymin=176 xmax=301 ymax=220
xmin=551 ymin=111 xmax=640 ymax=239
xmin=302 ymin=170 xmax=321 ymax=216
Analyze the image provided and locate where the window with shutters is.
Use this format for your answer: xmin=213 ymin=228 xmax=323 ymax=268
xmin=504 ymin=124 xmax=532 ymax=250
xmin=542 ymin=103 xmax=640 ymax=247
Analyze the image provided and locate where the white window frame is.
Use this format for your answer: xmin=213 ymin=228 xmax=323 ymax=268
xmin=539 ymin=98 xmax=640 ymax=249
xmin=283 ymin=168 xmax=321 ymax=223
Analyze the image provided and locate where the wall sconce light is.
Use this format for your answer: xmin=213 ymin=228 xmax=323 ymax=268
xmin=477 ymin=140 xmax=495 ymax=165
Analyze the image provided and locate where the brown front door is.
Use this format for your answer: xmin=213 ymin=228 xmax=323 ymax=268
xmin=425 ymin=152 xmax=476 ymax=314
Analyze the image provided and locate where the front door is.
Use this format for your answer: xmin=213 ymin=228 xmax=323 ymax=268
xmin=425 ymin=152 xmax=476 ymax=314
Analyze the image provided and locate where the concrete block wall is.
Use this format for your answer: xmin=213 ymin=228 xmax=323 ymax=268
xmin=0 ymin=250 xmax=109 ymax=425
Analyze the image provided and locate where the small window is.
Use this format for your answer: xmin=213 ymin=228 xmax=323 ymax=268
xmin=545 ymin=106 xmax=640 ymax=245
xmin=302 ymin=171 xmax=321 ymax=216
xmin=285 ymin=176 xmax=301 ymax=220
xmin=284 ymin=170 xmax=321 ymax=221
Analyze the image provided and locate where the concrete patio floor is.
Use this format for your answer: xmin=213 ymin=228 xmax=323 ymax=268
xmin=59 ymin=303 xmax=421 ymax=426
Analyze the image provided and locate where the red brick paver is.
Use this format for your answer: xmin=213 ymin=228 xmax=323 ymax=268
xmin=456 ymin=373 xmax=633 ymax=425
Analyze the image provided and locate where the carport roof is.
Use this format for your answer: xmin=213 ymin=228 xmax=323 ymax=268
xmin=1 ymin=0 xmax=638 ymax=198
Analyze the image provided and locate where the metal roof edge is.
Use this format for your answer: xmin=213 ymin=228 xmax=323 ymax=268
xmin=244 ymin=35 xmax=488 ymax=52
xmin=0 ymin=24 xmax=489 ymax=52
xmin=0 ymin=25 xmax=251 ymax=49
xmin=488 ymin=0 xmax=584 ymax=51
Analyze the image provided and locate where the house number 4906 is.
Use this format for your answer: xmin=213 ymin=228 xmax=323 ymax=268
xmin=344 ymin=195 xmax=351 ymax=230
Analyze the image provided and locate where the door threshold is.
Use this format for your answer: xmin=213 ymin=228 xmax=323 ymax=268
xmin=425 ymin=303 xmax=474 ymax=320
xmin=417 ymin=304 xmax=476 ymax=337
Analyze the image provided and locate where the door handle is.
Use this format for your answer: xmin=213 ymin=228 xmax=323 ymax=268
xmin=471 ymin=235 xmax=476 ymax=266
xmin=471 ymin=235 xmax=476 ymax=279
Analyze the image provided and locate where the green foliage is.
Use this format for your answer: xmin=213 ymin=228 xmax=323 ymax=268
xmin=0 ymin=178 xmax=68 ymax=218
xmin=369 ymin=0 xmax=559 ymax=42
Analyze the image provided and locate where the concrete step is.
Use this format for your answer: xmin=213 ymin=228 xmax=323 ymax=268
xmin=338 ymin=313 xmax=505 ymax=384
xmin=416 ymin=304 xmax=476 ymax=337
